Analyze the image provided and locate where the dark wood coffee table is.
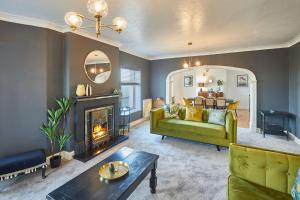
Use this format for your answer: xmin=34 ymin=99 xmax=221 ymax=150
xmin=46 ymin=147 xmax=159 ymax=200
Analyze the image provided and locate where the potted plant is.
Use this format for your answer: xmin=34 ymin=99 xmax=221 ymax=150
xmin=217 ymin=80 xmax=224 ymax=92
xmin=40 ymin=97 xmax=72 ymax=168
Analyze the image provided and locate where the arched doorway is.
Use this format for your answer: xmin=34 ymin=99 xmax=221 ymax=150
xmin=166 ymin=65 xmax=257 ymax=131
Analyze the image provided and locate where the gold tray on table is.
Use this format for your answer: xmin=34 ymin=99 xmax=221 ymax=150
xmin=99 ymin=161 xmax=129 ymax=180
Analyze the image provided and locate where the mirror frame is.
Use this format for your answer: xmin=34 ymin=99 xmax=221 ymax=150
xmin=83 ymin=50 xmax=112 ymax=84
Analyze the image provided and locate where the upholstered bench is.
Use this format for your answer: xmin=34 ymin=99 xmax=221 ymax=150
xmin=0 ymin=149 xmax=47 ymax=181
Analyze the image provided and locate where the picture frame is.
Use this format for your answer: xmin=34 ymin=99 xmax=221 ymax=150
xmin=184 ymin=75 xmax=193 ymax=87
xmin=237 ymin=74 xmax=248 ymax=87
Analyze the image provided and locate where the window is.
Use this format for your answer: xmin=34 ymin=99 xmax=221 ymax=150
xmin=120 ymin=68 xmax=141 ymax=112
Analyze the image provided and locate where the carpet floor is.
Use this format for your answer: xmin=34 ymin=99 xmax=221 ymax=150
xmin=1 ymin=121 xmax=300 ymax=200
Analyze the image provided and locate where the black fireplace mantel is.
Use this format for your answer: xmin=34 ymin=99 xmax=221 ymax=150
xmin=74 ymin=94 xmax=120 ymax=102
xmin=73 ymin=94 xmax=128 ymax=162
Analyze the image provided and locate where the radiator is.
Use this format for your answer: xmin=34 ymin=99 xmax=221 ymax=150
xmin=143 ymin=99 xmax=152 ymax=119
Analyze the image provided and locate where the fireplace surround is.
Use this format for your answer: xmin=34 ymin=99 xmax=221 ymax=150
xmin=74 ymin=94 xmax=128 ymax=162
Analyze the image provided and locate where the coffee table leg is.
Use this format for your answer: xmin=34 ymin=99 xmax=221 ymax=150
xmin=150 ymin=161 xmax=157 ymax=194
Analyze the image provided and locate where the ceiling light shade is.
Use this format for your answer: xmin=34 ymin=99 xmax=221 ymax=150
xmin=64 ymin=12 xmax=83 ymax=30
xmin=195 ymin=61 xmax=201 ymax=66
xmin=183 ymin=62 xmax=189 ymax=69
xmin=112 ymin=17 xmax=127 ymax=33
xmin=87 ymin=0 xmax=108 ymax=17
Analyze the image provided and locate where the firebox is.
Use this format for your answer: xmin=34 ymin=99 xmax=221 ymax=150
xmin=85 ymin=105 xmax=114 ymax=150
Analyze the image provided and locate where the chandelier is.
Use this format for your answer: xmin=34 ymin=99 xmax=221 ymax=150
xmin=64 ymin=0 xmax=127 ymax=37
xmin=183 ymin=42 xmax=201 ymax=68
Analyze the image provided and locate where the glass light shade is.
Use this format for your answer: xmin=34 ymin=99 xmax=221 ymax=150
xmin=87 ymin=0 xmax=108 ymax=17
xmin=183 ymin=62 xmax=189 ymax=69
xmin=195 ymin=61 xmax=201 ymax=66
xmin=64 ymin=12 xmax=83 ymax=30
xmin=112 ymin=17 xmax=127 ymax=32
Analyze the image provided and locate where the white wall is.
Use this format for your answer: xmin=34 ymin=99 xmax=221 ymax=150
xmin=170 ymin=68 xmax=250 ymax=109
xmin=170 ymin=68 xmax=227 ymax=103
xmin=226 ymin=70 xmax=250 ymax=109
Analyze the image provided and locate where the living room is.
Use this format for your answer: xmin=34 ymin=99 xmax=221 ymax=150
xmin=1 ymin=1 xmax=300 ymax=200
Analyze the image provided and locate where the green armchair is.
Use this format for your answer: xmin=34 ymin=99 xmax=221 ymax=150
xmin=228 ymin=143 xmax=300 ymax=200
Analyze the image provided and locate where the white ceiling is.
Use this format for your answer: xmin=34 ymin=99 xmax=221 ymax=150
xmin=1 ymin=0 xmax=300 ymax=60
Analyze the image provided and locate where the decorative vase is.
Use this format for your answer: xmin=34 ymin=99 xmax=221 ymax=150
xmin=76 ymin=84 xmax=86 ymax=96
xmin=50 ymin=155 xmax=61 ymax=168
xmin=89 ymin=84 xmax=92 ymax=96
xmin=85 ymin=84 xmax=92 ymax=96
xmin=85 ymin=84 xmax=90 ymax=96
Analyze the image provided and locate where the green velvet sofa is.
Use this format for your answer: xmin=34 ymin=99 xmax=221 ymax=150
xmin=228 ymin=143 xmax=300 ymax=200
xmin=150 ymin=107 xmax=237 ymax=150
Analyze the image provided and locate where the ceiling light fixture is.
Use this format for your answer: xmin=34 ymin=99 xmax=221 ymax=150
xmin=182 ymin=42 xmax=201 ymax=68
xmin=64 ymin=0 xmax=127 ymax=37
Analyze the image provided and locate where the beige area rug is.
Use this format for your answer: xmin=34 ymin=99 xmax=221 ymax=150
xmin=1 ymin=121 xmax=299 ymax=200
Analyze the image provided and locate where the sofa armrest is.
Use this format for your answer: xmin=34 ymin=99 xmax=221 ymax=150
xmin=150 ymin=108 xmax=164 ymax=132
xmin=225 ymin=111 xmax=237 ymax=143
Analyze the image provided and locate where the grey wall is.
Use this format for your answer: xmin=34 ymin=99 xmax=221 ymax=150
xmin=64 ymin=33 xmax=120 ymax=97
xmin=150 ymin=49 xmax=290 ymax=112
xmin=289 ymin=42 xmax=300 ymax=138
xmin=0 ymin=20 xmax=150 ymax=157
xmin=64 ymin=32 xmax=120 ymax=151
xmin=119 ymin=51 xmax=151 ymax=122
xmin=0 ymin=19 xmax=298 ymax=157
xmin=0 ymin=21 xmax=64 ymax=157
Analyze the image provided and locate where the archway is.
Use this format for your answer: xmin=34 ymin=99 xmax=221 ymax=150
xmin=166 ymin=65 xmax=257 ymax=131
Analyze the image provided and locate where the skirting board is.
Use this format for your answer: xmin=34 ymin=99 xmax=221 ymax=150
xmin=288 ymin=132 xmax=300 ymax=146
xmin=130 ymin=118 xmax=147 ymax=127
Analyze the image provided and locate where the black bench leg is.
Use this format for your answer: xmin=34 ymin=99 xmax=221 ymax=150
xmin=42 ymin=166 xmax=47 ymax=179
xmin=216 ymin=145 xmax=221 ymax=151
xmin=150 ymin=161 xmax=157 ymax=194
xmin=161 ymin=136 xmax=165 ymax=140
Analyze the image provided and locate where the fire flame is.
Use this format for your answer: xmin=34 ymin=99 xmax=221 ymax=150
xmin=93 ymin=124 xmax=108 ymax=139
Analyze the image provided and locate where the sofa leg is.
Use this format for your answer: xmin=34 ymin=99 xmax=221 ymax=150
xmin=42 ymin=166 xmax=46 ymax=179
xmin=216 ymin=145 xmax=221 ymax=151
xmin=162 ymin=136 xmax=165 ymax=140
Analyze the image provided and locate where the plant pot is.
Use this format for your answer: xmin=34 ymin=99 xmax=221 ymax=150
xmin=50 ymin=155 xmax=61 ymax=168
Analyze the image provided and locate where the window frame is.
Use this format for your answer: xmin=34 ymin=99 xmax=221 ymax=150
xmin=120 ymin=68 xmax=141 ymax=112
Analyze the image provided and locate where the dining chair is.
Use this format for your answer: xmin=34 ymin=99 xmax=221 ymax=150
xmin=205 ymin=98 xmax=215 ymax=108
xmin=182 ymin=97 xmax=193 ymax=106
xmin=194 ymin=96 xmax=204 ymax=106
xmin=216 ymin=99 xmax=226 ymax=109
xmin=227 ymin=100 xmax=240 ymax=116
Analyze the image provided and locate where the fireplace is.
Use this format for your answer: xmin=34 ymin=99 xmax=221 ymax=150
xmin=85 ymin=106 xmax=113 ymax=149
xmin=74 ymin=94 xmax=128 ymax=162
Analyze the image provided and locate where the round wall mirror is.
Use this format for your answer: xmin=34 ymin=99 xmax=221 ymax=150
xmin=84 ymin=50 xmax=111 ymax=84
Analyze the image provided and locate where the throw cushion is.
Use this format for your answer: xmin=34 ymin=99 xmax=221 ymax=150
xmin=208 ymin=109 xmax=226 ymax=125
xmin=292 ymin=168 xmax=300 ymax=200
xmin=163 ymin=104 xmax=180 ymax=119
xmin=185 ymin=105 xmax=203 ymax=122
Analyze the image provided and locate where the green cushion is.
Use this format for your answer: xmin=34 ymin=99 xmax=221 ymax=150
xmin=163 ymin=104 xmax=180 ymax=119
xmin=291 ymin=168 xmax=300 ymax=200
xmin=208 ymin=109 xmax=226 ymax=125
xmin=228 ymin=175 xmax=292 ymax=200
xmin=158 ymin=118 xmax=226 ymax=139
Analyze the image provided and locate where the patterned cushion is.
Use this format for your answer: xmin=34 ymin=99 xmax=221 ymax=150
xmin=208 ymin=109 xmax=226 ymax=125
xmin=292 ymin=168 xmax=300 ymax=200
xmin=185 ymin=105 xmax=203 ymax=122
xmin=163 ymin=104 xmax=180 ymax=119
